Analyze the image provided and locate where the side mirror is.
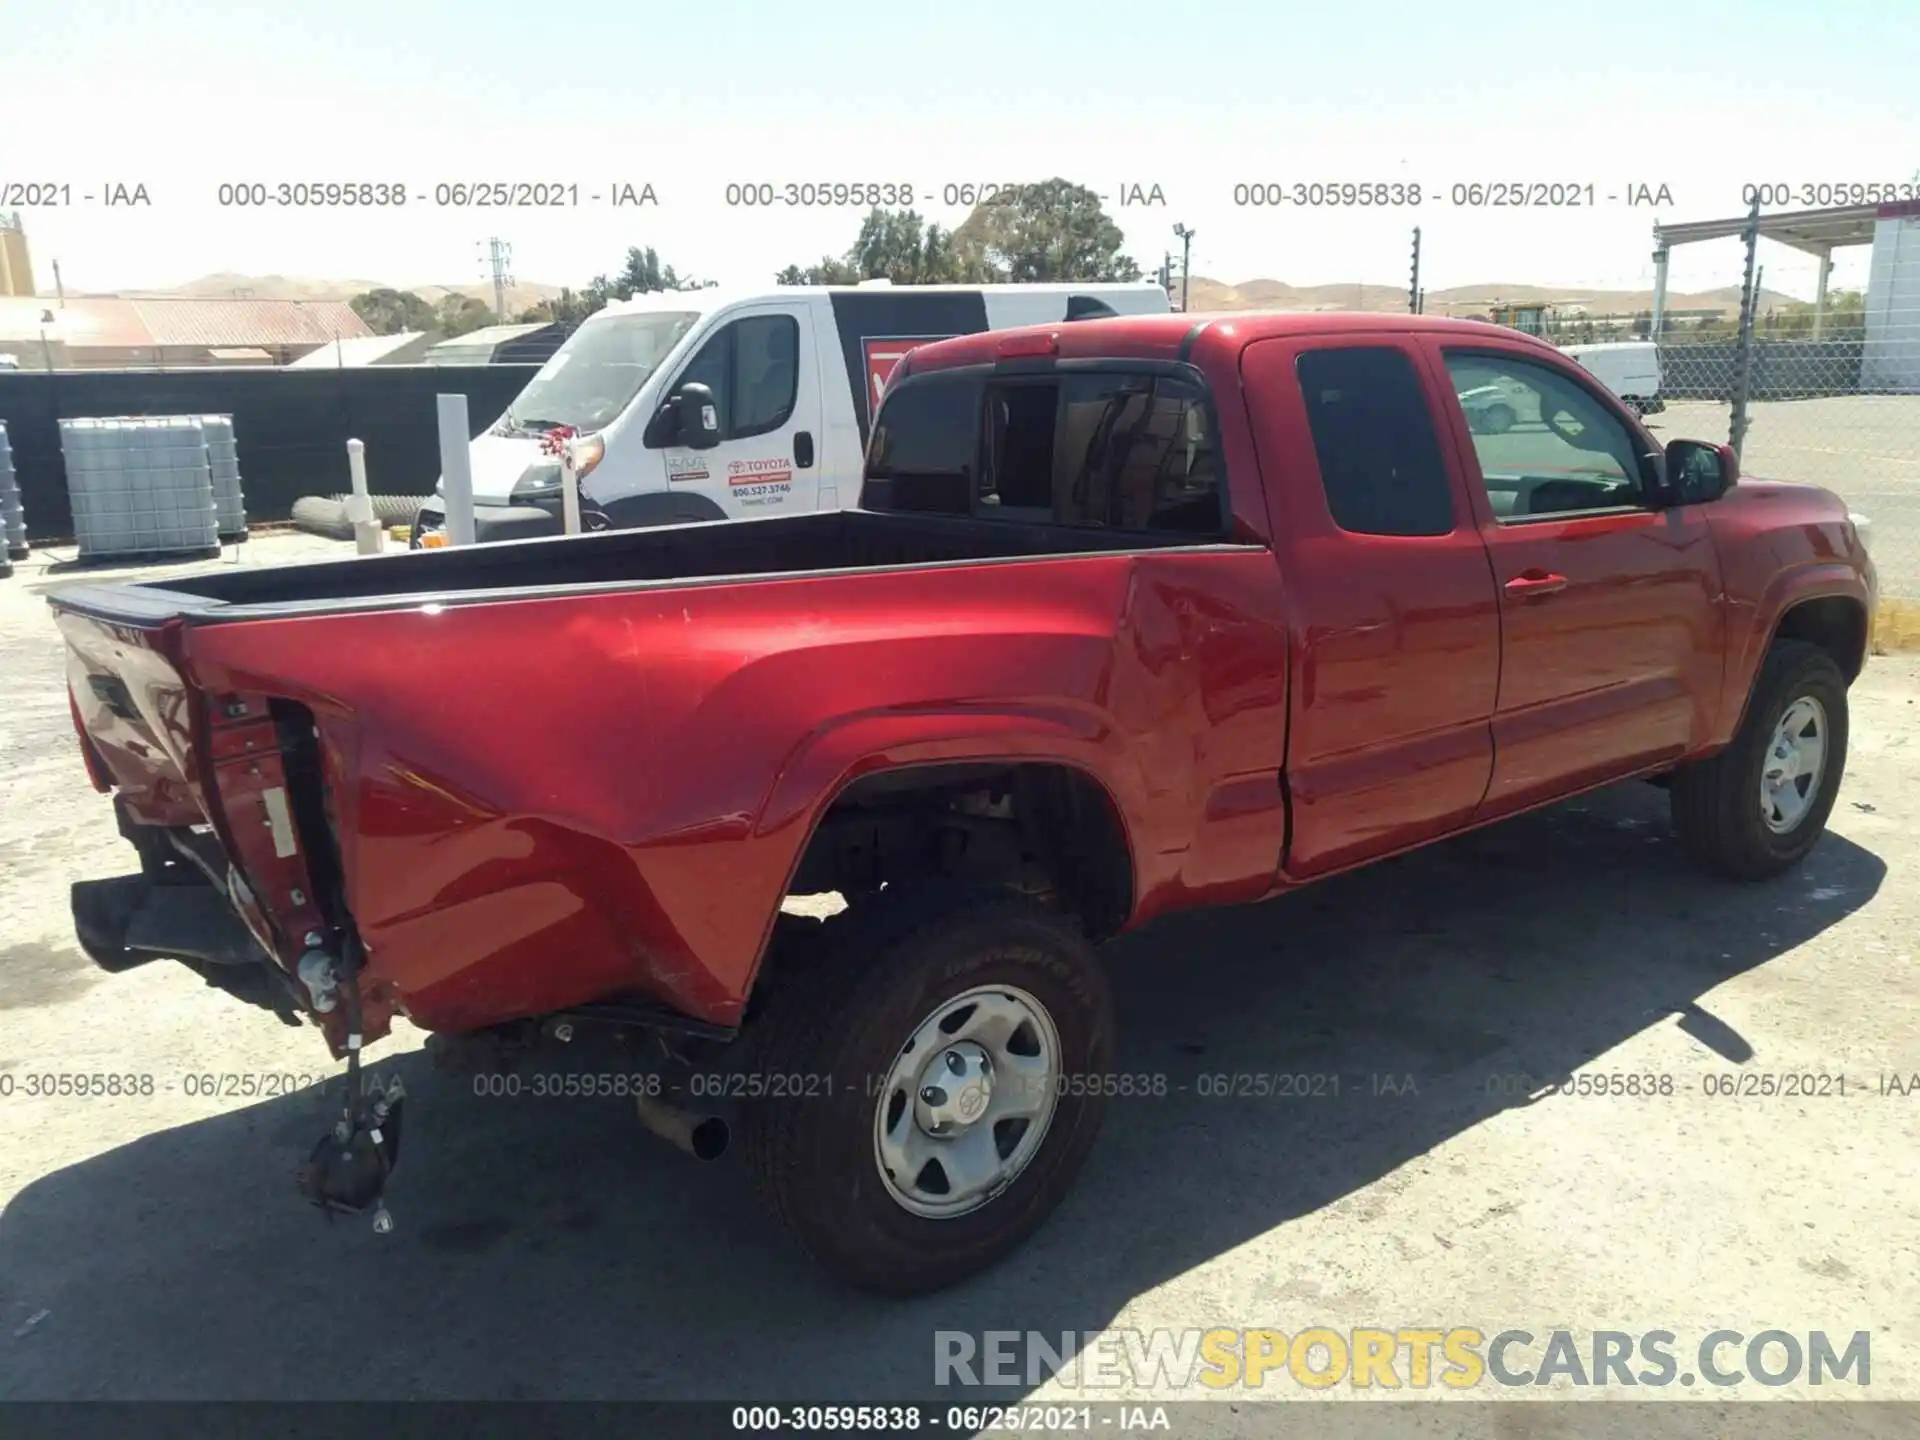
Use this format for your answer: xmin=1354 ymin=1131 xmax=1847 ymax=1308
xmin=1664 ymin=438 xmax=1737 ymax=505
xmin=676 ymin=382 xmax=722 ymax=451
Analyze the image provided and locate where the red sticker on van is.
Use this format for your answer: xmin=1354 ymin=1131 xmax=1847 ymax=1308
xmin=862 ymin=335 xmax=957 ymax=422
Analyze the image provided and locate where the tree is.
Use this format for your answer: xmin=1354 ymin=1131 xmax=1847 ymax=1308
xmin=582 ymin=246 xmax=716 ymax=312
xmin=348 ymin=287 xmax=436 ymax=335
xmin=776 ymin=182 xmax=1140 ymax=287
xmin=955 ymin=179 xmax=1142 ymax=283
xmin=777 ymin=208 xmax=999 ymax=286
xmin=434 ymin=293 xmax=497 ymax=338
xmin=516 ymin=287 xmax=598 ymax=328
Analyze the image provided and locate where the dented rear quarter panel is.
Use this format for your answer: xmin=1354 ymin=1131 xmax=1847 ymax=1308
xmin=172 ymin=548 xmax=1292 ymax=1033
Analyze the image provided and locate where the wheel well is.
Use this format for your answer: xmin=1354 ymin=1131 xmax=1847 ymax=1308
xmin=786 ymin=762 xmax=1134 ymax=941
xmin=1773 ymin=597 xmax=1867 ymax=683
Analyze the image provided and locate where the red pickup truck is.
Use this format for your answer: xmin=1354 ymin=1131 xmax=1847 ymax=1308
xmin=52 ymin=311 xmax=1875 ymax=1294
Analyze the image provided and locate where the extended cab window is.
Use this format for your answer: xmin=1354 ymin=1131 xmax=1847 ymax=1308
xmin=865 ymin=371 xmax=1225 ymax=535
xmin=670 ymin=314 xmax=799 ymax=441
xmin=1443 ymin=352 xmax=1650 ymax=520
xmin=1296 ymin=347 xmax=1455 ymax=537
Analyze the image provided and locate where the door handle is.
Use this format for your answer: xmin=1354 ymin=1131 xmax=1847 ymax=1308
xmin=1504 ymin=569 xmax=1568 ymax=597
xmin=794 ymin=431 xmax=815 ymax=468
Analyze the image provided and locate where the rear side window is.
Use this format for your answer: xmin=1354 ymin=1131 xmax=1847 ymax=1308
xmin=1296 ymin=348 xmax=1455 ymax=536
xmin=865 ymin=370 xmax=1225 ymax=535
xmin=1049 ymin=374 xmax=1222 ymax=533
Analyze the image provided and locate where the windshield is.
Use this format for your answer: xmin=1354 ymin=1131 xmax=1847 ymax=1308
xmin=498 ymin=311 xmax=701 ymax=434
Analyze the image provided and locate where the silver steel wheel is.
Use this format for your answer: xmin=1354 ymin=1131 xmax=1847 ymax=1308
xmin=1761 ymin=695 xmax=1828 ymax=834
xmin=872 ymin=984 xmax=1061 ymax=1220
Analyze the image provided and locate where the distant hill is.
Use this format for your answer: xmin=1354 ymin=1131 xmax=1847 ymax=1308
xmin=79 ymin=272 xmax=1802 ymax=324
xmin=1183 ymin=276 xmax=1803 ymax=319
xmin=97 ymin=272 xmax=567 ymax=318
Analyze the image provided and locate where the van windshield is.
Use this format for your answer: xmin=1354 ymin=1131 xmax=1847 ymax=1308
xmin=497 ymin=311 xmax=701 ymax=434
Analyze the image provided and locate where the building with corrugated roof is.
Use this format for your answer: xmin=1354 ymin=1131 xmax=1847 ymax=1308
xmin=286 ymin=331 xmax=438 ymax=368
xmin=0 ymin=295 xmax=374 ymax=369
xmin=423 ymin=321 xmax=564 ymax=366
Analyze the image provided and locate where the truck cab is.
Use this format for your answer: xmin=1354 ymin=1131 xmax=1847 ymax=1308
xmin=409 ymin=281 xmax=1171 ymax=546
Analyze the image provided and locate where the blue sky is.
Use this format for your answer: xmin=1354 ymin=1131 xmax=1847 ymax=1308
xmin=8 ymin=0 xmax=1916 ymax=301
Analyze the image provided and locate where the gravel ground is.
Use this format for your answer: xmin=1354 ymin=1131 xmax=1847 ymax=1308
xmin=1 ymin=535 xmax=1918 ymax=1425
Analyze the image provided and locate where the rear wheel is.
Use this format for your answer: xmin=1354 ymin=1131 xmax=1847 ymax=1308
xmin=743 ymin=887 xmax=1114 ymax=1295
xmin=1670 ymin=640 xmax=1848 ymax=879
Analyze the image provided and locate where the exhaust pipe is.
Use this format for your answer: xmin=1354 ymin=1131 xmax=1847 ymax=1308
xmin=635 ymin=1093 xmax=730 ymax=1161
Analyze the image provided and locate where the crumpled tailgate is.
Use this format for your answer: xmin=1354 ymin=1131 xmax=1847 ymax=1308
xmin=57 ymin=608 xmax=207 ymax=827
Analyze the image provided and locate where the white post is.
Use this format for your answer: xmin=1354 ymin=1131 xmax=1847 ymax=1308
xmin=345 ymin=439 xmax=383 ymax=555
xmin=559 ymin=439 xmax=582 ymax=535
xmin=1813 ymin=248 xmax=1833 ymax=339
xmin=435 ymin=393 xmax=476 ymax=546
xmin=1650 ymin=246 xmax=1670 ymax=340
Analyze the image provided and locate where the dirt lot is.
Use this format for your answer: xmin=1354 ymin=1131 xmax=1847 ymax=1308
xmin=2 ymin=536 xmax=1918 ymax=1419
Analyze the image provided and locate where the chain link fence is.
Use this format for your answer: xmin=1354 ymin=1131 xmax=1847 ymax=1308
xmin=1529 ymin=209 xmax=1920 ymax=614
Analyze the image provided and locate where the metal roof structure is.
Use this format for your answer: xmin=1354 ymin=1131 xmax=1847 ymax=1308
xmin=1654 ymin=199 xmax=1920 ymax=254
xmin=128 ymin=298 xmax=370 ymax=347
xmin=0 ymin=296 xmax=371 ymax=355
xmin=286 ymin=331 xmax=436 ymax=368
xmin=1647 ymin=199 xmax=1920 ymax=339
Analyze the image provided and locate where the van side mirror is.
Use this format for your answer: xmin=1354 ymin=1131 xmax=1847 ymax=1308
xmin=642 ymin=381 xmax=723 ymax=451
xmin=1664 ymin=438 xmax=1737 ymax=505
xmin=675 ymin=382 xmax=722 ymax=451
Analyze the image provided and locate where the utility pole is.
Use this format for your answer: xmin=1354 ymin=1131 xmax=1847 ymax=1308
xmin=481 ymin=237 xmax=514 ymax=321
xmin=51 ymin=258 xmax=65 ymax=307
xmin=1408 ymin=227 xmax=1422 ymax=314
xmin=1172 ymin=223 xmax=1194 ymax=313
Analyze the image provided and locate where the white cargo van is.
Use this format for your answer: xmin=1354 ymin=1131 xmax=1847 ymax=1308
xmin=1560 ymin=341 xmax=1664 ymax=416
xmin=411 ymin=280 xmax=1172 ymax=545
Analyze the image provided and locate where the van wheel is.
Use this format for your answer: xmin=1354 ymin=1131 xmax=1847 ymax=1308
xmin=743 ymin=886 xmax=1114 ymax=1296
xmin=1670 ymin=640 xmax=1848 ymax=880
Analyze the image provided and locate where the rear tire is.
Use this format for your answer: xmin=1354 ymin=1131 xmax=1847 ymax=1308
xmin=1670 ymin=640 xmax=1848 ymax=880
xmin=743 ymin=886 xmax=1114 ymax=1296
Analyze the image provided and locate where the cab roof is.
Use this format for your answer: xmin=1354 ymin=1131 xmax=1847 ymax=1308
xmin=898 ymin=309 xmax=1560 ymax=373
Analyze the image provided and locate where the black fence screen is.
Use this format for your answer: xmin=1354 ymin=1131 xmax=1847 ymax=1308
xmin=0 ymin=365 xmax=538 ymax=540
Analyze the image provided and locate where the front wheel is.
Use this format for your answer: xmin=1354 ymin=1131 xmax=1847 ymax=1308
xmin=1670 ymin=640 xmax=1848 ymax=879
xmin=743 ymin=887 xmax=1114 ymax=1295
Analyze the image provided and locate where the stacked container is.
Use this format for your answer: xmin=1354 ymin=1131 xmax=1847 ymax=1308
xmin=60 ymin=416 xmax=220 ymax=561
xmin=196 ymin=414 xmax=248 ymax=542
xmin=0 ymin=420 xmax=24 ymax=577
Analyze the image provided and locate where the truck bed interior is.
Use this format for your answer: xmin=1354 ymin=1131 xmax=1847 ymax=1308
xmin=57 ymin=509 xmax=1250 ymax=619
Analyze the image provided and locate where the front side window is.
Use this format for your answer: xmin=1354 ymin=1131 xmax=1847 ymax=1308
xmin=668 ymin=313 xmax=800 ymax=442
xmin=1443 ymin=352 xmax=1650 ymax=520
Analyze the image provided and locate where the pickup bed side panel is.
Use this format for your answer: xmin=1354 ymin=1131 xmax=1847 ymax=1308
xmin=176 ymin=548 xmax=1290 ymax=1033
